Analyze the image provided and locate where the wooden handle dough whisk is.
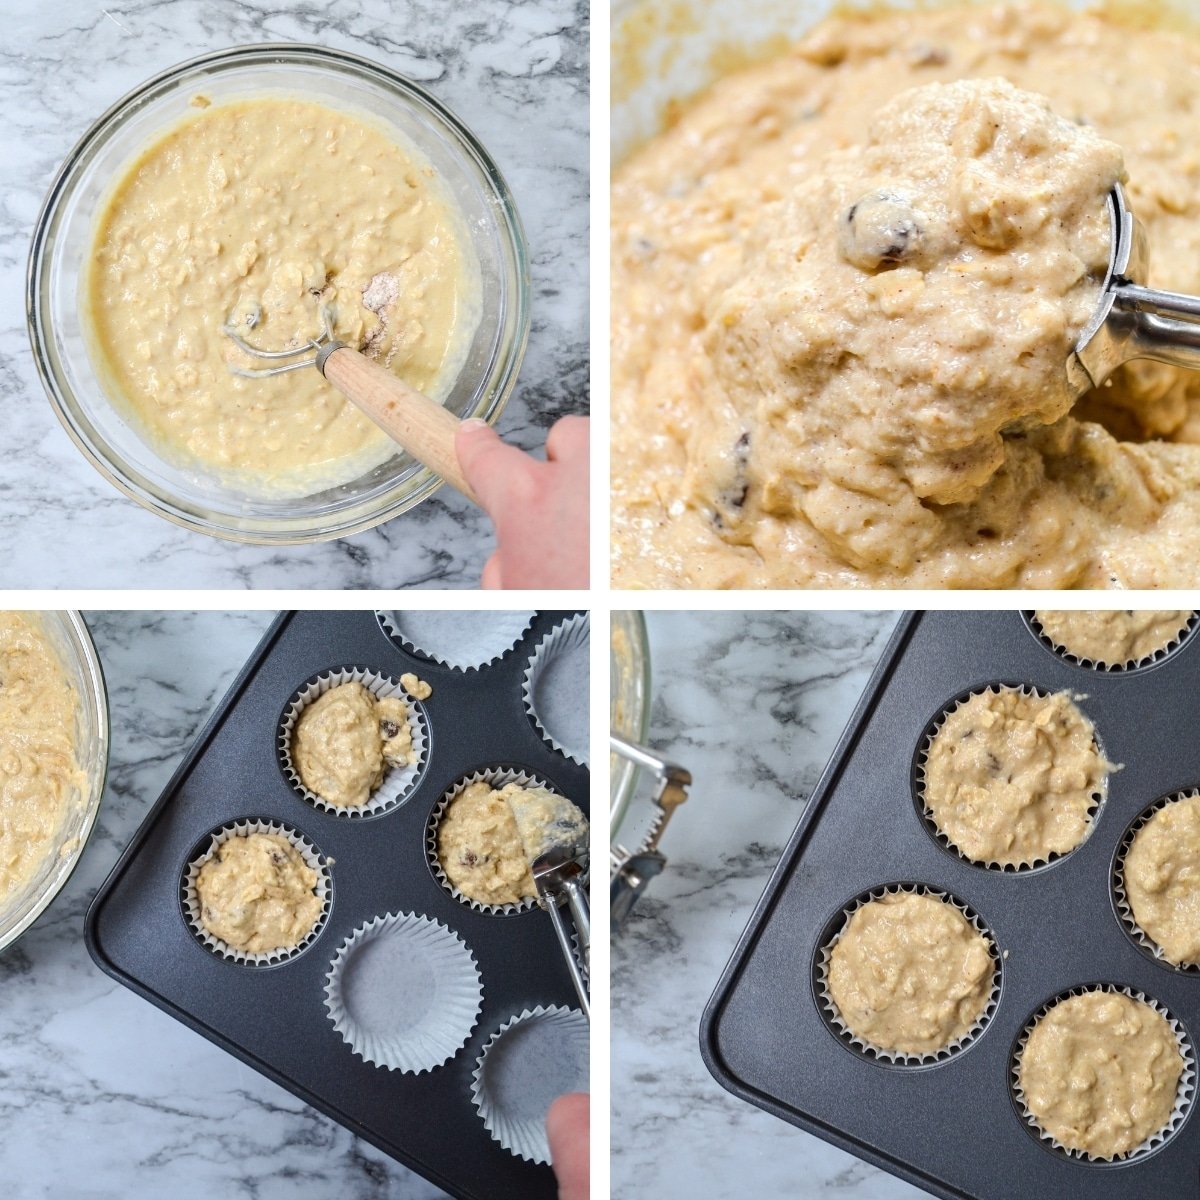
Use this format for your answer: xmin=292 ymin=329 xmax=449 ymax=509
xmin=222 ymin=301 xmax=478 ymax=503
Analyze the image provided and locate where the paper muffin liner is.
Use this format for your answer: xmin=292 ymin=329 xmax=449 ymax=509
xmin=1011 ymin=984 xmax=1196 ymax=1163
xmin=1025 ymin=610 xmax=1198 ymax=674
xmin=814 ymin=883 xmax=1002 ymax=1066
xmin=522 ymin=613 xmax=589 ymax=766
xmin=470 ymin=1004 xmax=589 ymax=1164
xmin=323 ymin=910 xmax=482 ymax=1074
xmin=279 ymin=667 xmax=428 ymax=818
xmin=181 ymin=819 xmax=331 ymax=967
xmin=913 ymin=683 xmax=1107 ymax=873
xmin=1113 ymin=790 xmax=1200 ymax=975
xmin=376 ymin=610 xmax=536 ymax=672
xmin=427 ymin=768 xmax=564 ymax=916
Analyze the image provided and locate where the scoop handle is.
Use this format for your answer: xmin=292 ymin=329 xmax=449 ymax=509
xmin=317 ymin=343 xmax=478 ymax=505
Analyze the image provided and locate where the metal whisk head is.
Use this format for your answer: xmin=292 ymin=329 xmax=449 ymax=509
xmin=222 ymin=302 xmax=337 ymax=378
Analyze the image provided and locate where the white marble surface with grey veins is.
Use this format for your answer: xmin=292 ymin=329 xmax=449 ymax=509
xmin=612 ymin=610 xmax=942 ymax=1200
xmin=0 ymin=612 xmax=451 ymax=1199
xmin=1 ymin=0 xmax=587 ymax=588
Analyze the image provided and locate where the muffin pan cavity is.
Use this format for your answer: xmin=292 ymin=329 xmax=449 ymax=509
xmin=86 ymin=611 xmax=589 ymax=1200
xmin=377 ymin=610 xmax=537 ymax=671
xmin=1024 ymin=610 xmax=1198 ymax=674
xmin=703 ymin=610 xmax=1200 ymax=1200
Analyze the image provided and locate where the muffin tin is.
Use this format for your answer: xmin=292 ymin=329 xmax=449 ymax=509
xmin=86 ymin=610 xmax=589 ymax=1200
xmin=701 ymin=610 xmax=1200 ymax=1200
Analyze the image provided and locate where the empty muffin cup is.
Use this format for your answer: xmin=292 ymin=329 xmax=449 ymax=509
xmin=1011 ymin=984 xmax=1194 ymax=1163
xmin=1027 ymin=610 xmax=1196 ymax=672
xmin=815 ymin=883 xmax=1002 ymax=1066
xmin=470 ymin=1004 xmax=589 ymax=1163
xmin=523 ymin=613 xmax=589 ymax=766
xmin=279 ymin=667 xmax=428 ymax=817
xmin=427 ymin=767 xmax=564 ymax=916
xmin=323 ymin=910 xmax=483 ymax=1073
xmin=377 ymin=610 xmax=535 ymax=670
xmin=182 ymin=818 xmax=331 ymax=966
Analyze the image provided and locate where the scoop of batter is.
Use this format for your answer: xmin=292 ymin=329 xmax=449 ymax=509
xmin=1034 ymin=610 xmax=1192 ymax=667
xmin=922 ymin=687 xmax=1110 ymax=868
xmin=195 ymin=832 xmax=321 ymax=954
xmin=1125 ymin=793 xmax=1200 ymax=966
xmin=1018 ymin=990 xmax=1183 ymax=1159
xmin=827 ymin=891 xmax=994 ymax=1056
xmin=292 ymin=682 xmax=415 ymax=809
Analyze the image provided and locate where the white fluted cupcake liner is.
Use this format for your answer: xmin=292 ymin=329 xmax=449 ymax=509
xmin=1025 ymin=610 xmax=1198 ymax=673
xmin=816 ymin=883 xmax=1002 ymax=1066
xmin=470 ymin=1004 xmax=589 ymax=1163
xmin=427 ymin=768 xmax=558 ymax=916
xmin=279 ymin=667 xmax=428 ymax=818
xmin=376 ymin=611 xmax=536 ymax=672
xmin=1114 ymin=791 xmax=1200 ymax=974
xmin=323 ymin=911 xmax=482 ymax=1074
xmin=181 ymin=819 xmax=331 ymax=966
xmin=1011 ymin=984 xmax=1195 ymax=1163
xmin=914 ymin=683 xmax=1107 ymax=873
xmin=523 ymin=613 xmax=589 ymax=766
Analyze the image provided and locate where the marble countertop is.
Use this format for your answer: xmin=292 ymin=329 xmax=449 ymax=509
xmin=612 ymin=610 xmax=943 ymax=1200
xmin=2 ymin=0 xmax=587 ymax=589
xmin=1 ymin=612 xmax=451 ymax=1199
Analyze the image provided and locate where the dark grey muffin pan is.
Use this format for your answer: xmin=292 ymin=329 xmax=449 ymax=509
xmin=86 ymin=610 xmax=589 ymax=1200
xmin=702 ymin=610 xmax=1200 ymax=1200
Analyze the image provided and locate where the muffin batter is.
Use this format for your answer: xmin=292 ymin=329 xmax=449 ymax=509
xmin=292 ymin=682 xmax=414 ymax=809
xmin=400 ymin=673 xmax=432 ymax=701
xmin=88 ymin=96 xmax=479 ymax=490
xmin=437 ymin=781 xmax=587 ymax=906
xmin=1124 ymin=792 xmax=1200 ymax=966
xmin=612 ymin=3 xmax=1200 ymax=588
xmin=0 ymin=614 xmax=86 ymax=906
xmin=1018 ymin=990 xmax=1183 ymax=1158
xmin=826 ymin=891 xmax=994 ymax=1056
xmin=194 ymin=832 xmax=322 ymax=954
xmin=1034 ymin=609 xmax=1193 ymax=666
xmin=922 ymin=687 xmax=1110 ymax=867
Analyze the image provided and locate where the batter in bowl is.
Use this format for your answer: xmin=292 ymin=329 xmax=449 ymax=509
xmin=194 ymin=831 xmax=322 ymax=954
xmin=826 ymin=891 xmax=995 ymax=1056
xmin=922 ymin=687 xmax=1111 ymax=868
xmin=1018 ymin=990 xmax=1184 ymax=1159
xmin=612 ymin=3 xmax=1200 ymax=588
xmin=88 ymin=96 xmax=479 ymax=491
xmin=1124 ymin=792 xmax=1200 ymax=966
xmin=291 ymin=682 xmax=415 ymax=809
xmin=1033 ymin=609 xmax=1193 ymax=666
xmin=0 ymin=613 xmax=86 ymax=906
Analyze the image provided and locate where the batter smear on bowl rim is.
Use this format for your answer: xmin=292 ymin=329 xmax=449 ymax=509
xmin=611 ymin=3 xmax=1200 ymax=588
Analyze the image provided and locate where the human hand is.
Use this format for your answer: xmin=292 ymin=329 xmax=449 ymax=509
xmin=455 ymin=416 xmax=589 ymax=589
xmin=547 ymin=1092 xmax=589 ymax=1200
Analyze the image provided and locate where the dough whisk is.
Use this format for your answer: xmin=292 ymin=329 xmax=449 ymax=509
xmin=222 ymin=299 xmax=479 ymax=503
xmin=1070 ymin=183 xmax=1200 ymax=395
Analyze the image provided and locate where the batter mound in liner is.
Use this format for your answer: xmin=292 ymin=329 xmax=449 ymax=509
xmin=1124 ymin=793 xmax=1200 ymax=967
xmin=1033 ymin=610 xmax=1193 ymax=668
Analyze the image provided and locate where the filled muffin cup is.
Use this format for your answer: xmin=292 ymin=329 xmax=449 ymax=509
xmin=470 ymin=1004 xmax=589 ymax=1163
xmin=427 ymin=767 xmax=559 ymax=916
xmin=1010 ymin=984 xmax=1195 ymax=1163
xmin=376 ymin=610 xmax=536 ymax=671
xmin=278 ymin=667 xmax=428 ymax=818
xmin=1025 ymin=610 xmax=1197 ymax=673
xmin=913 ymin=683 xmax=1109 ymax=873
xmin=181 ymin=818 xmax=331 ymax=967
xmin=522 ymin=613 xmax=589 ymax=766
xmin=1113 ymin=790 xmax=1200 ymax=974
xmin=814 ymin=883 xmax=1003 ymax=1067
xmin=323 ymin=910 xmax=483 ymax=1074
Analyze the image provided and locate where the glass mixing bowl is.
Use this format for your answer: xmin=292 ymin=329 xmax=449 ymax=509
xmin=28 ymin=44 xmax=530 ymax=544
xmin=0 ymin=612 xmax=109 ymax=953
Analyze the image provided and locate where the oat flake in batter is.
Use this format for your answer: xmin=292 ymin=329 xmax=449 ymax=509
xmin=88 ymin=96 xmax=479 ymax=491
xmin=0 ymin=613 xmax=85 ymax=907
xmin=612 ymin=3 xmax=1200 ymax=588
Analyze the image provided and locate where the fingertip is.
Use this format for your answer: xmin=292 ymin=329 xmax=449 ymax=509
xmin=480 ymin=552 xmax=503 ymax=590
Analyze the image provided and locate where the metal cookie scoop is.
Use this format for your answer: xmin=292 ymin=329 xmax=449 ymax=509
xmin=1069 ymin=183 xmax=1200 ymax=396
